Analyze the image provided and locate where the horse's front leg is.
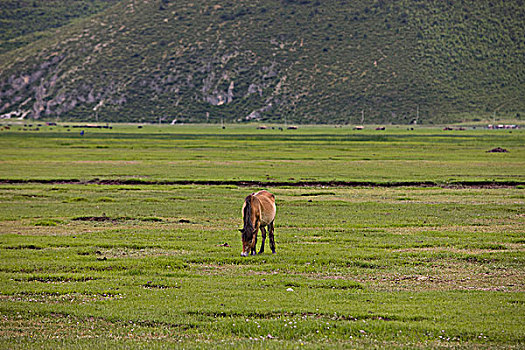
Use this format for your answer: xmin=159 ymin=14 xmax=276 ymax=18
xmin=250 ymin=227 xmax=258 ymax=255
xmin=258 ymin=226 xmax=267 ymax=254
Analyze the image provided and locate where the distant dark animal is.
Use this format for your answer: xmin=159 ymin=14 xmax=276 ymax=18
xmin=487 ymin=147 xmax=508 ymax=153
xmin=239 ymin=190 xmax=276 ymax=256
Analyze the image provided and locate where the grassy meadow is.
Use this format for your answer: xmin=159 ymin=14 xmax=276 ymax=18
xmin=0 ymin=123 xmax=524 ymax=348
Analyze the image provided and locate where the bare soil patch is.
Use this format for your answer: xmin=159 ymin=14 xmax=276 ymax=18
xmin=1 ymin=179 xmax=523 ymax=188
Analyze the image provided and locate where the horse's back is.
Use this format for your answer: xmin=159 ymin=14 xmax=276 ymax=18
xmin=254 ymin=190 xmax=276 ymax=226
xmin=254 ymin=190 xmax=274 ymax=201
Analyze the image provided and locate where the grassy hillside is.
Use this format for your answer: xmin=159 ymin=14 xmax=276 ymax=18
xmin=0 ymin=0 xmax=120 ymax=54
xmin=0 ymin=0 xmax=523 ymax=124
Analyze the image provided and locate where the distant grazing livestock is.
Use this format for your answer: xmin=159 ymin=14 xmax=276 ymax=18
xmin=239 ymin=190 xmax=276 ymax=256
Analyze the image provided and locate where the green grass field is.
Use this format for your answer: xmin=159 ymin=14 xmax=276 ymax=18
xmin=0 ymin=124 xmax=524 ymax=348
xmin=1 ymin=123 xmax=524 ymax=184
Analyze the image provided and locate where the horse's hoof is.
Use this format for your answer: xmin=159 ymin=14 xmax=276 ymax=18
xmin=241 ymin=252 xmax=248 ymax=257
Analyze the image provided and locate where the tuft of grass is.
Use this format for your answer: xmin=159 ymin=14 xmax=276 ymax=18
xmin=33 ymin=219 xmax=63 ymax=226
xmin=96 ymin=197 xmax=115 ymax=202
xmin=299 ymin=192 xmax=336 ymax=197
xmin=140 ymin=217 xmax=163 ymax=222
xmin=62 ymin=197 xmax=88 ymax=203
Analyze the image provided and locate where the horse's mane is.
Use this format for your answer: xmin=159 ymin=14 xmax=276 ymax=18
xmin=243 ymin=194 xmax=254 ymax=238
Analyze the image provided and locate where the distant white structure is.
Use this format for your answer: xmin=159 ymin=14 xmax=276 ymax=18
xmin=488 ymin=124 xmax=519 ymax=129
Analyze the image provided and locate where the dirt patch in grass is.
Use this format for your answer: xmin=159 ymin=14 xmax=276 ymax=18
xmin=12 ymin=275 xmax=97 ymax=283
xmin=191 ymin=263 xmax=243 ymax=276
xmin=392 ymin=246 xmax=521 ymax=254
xmin=71 ymin=161 xmax=141 ymax=164
xmin=95 ymin=247 xmax=188 ymax=258
xmin=1 ymin=178 xmax=523 ymax=188
xmin=72 ymin=216 xmax=164 ymax=223
xmin=0 ymin=221 xmax=109 ymax=236
xmin=357 ymin=264 xmax=525 ymax=292
xmin=0 ymin=313 xmax=192 ymax=342
xmin=142 ymin=281 xmax=181 ymax=289
xmin=387 ymin=224 xmax=524 ymax=236
xmin=0 ymin=292 xmax=123 ymax=304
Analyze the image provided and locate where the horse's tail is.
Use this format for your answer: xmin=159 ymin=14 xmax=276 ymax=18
xmin=243 ymin=194 xmax=254 ymax=232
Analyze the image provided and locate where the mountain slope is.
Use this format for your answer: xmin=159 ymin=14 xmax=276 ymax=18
xmin=0 ymin=0 xmax=121 ymax=54
xmin=0 ymin=0 xmax=523 ymax=124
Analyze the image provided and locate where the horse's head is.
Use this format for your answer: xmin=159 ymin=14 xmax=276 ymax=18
xmin=239 ymin=228 xmax=254 ymax=257
xmin=240 ymin=193 xmax=257 ymax=257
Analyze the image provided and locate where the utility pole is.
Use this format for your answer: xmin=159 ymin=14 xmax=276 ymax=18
xmin=93 ymin=99 xmax=104 ymax=123
xmin=361 ymin=109 xmax=364 ymax=125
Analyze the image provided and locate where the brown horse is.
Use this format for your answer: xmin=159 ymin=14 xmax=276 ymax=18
xmin=239 ymin=190 xmax=276 ymax=256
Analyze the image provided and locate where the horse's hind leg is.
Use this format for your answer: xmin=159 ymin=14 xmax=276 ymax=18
xmin=269 ymin=221 xmax=276 ymax=254
xmin=258 ymin=227 xmax=267 ymax=254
